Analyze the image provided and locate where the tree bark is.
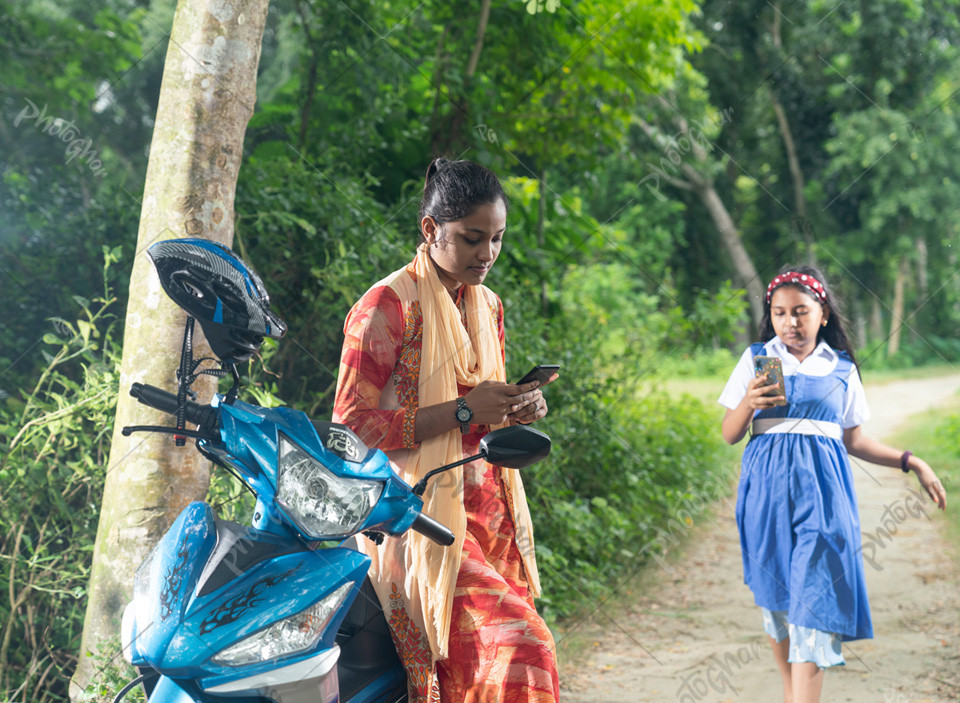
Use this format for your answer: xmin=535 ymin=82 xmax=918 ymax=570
xmin=537 ymin=168 xmax=548 ymax=316
xmin=70 ymin=0 xmax=270 ymax=697
xmin=767 ymin=1 xmax=813 ymax=264
xmin=887 ymin=258 xmax=909 ymax=357
xmin=869 ymin=294 xmax=884 ymax=342
xmin=693 ymin=182 xmax=765 ymax=328
xmin=916 ymin=236 xmax=928 ymax=298
xmin=635 ymin=113 xmax=765 ymax=329
xmin=438 ymin=0 xmax=492 ymax=153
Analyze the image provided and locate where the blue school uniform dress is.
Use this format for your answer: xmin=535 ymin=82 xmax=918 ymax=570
xmin=719 ymin=339 xmax=874 ymax=666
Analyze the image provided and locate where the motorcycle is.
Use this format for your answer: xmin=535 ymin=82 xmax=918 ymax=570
xmin=113 ymin=238 xmax=551 ymax=702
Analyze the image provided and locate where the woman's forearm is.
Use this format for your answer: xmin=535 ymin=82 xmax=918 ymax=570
xmin=414 ymin=400 xmax=460 ymax=443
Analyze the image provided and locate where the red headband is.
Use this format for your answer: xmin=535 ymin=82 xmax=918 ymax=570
xmin=766 ymin=271 xmax=826 ymax=303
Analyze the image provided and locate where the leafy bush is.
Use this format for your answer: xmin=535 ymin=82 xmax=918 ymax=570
xmin=0 ymin=254 xmax=123 ymax=702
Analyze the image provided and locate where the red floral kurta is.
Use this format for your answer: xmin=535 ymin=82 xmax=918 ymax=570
xmin=333 ymin=265 xmax=559 ymax=702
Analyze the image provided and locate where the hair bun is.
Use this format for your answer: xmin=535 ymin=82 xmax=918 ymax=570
xmin=425 ymin=157 xmax=451 ymax=187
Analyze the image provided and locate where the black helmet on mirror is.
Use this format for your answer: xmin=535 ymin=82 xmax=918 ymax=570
xmin=146 ymin=238 xmax=286 ymax=363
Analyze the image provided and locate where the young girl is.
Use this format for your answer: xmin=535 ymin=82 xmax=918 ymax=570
xmin=333 ymin=158 xmax=559 ymax=702
xmin=718 ymin=265 xmax=946 ymax=703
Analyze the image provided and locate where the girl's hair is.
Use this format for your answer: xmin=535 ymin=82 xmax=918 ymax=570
xmin=418 ymin=157 xmax=508 ymax=228
xmin=759 ymin=264 xmax=860 ymax=368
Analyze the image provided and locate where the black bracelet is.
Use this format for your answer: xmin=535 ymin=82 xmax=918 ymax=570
xmin=900 ymin=450 xmax=912 ymax=473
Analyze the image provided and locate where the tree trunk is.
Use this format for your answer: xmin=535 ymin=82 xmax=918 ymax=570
xmin=537 ymin=168 xmax=548 ymax=316
xmin=916 ymin=236 xmax=928 ymax=299
xmin=766 ymin=1 xmax=813 ymax=263
xmin=693 ymin=182 xmax=765 ymax=330
xmin=634 ymin=112 xmax=766 ymax=331
xmin=70 ymin=0 xmax=270 ymax=697
xmin=438 ymin=0 xmax=492 ymax=153
xmin=887 ymin=258 xmax=909 ymax=357
xmin=869 ymin=295 xmax=884 ymax=342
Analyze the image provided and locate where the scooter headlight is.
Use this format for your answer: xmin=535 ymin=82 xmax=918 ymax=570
xmin=213 ymin=583 xmax=352 ymax=666
xmin=275 ymin=434 xmax=383 ymax=538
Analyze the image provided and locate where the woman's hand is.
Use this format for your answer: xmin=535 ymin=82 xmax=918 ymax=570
xmin=744 ymin=373 xmax=784 ymax=410
xmin=910 ymin=457 xmax=947 ymax=510
xmin=508 ymin=372 xmax=557 ymax=425
xmin=465 ymin=379 xmax=544 ymax=426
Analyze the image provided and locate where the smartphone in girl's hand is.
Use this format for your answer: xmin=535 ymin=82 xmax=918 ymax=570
xmin=753 ymin=356 xmax=787 ymax=406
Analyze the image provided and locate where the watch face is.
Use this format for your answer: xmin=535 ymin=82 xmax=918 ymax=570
xmin=456 ymin=407 xmax=472 ymax=422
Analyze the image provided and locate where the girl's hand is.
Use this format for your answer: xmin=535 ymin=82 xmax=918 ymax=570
xmin=465 ymin=380 xmax=541 ymax=426
xmin=744 ymin=374 xmax=785 ymax=410
xmin=911 ymin=458 xmax=947 ymax=510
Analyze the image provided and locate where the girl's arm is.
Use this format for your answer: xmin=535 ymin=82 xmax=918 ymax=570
xmin=721 ymin=374 xmax=785 ymax=444
xmin=843 ymin=426 xmax=947 ymax=509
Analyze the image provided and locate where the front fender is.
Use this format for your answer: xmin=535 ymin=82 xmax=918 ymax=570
xmin=145 ymin=675 xmax=262 ymax=702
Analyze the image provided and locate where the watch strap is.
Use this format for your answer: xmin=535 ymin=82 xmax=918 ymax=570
xmin=456 ymin=397 xmax=472 ymax=434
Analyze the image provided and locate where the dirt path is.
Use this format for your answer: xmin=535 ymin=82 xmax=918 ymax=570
xmin=559 ymin=375 xmax=960 ymax=702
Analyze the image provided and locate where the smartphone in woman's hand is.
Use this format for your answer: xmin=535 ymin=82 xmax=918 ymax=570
xmin=516 ymin=364 xmax=560 ymax=386
xmin=753 ymin=356 xmax=787 ymax=406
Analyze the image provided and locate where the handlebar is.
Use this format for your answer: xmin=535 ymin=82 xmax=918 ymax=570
xmin=411 ymin=512 xmax=455 ymax=546
xmin=129 ymin=383 xmax=219 ymax=430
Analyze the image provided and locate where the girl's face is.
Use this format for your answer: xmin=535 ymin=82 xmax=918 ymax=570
xmin=422 ymin=199 xmax=506 ymax=292
xmin=770 ymin=285 xmax=829 ymax=360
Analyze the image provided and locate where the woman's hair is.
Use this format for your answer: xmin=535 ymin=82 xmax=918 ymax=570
xmin=759 ymin=263 xmax=860 ymax=368
xmin=418 ymin=157 xmax=508 ymax=227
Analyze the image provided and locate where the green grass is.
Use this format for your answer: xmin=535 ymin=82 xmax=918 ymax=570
xmin=859 ymin=362 xmax=959 ymax=385
xmin=883 ymin=388 xmax=960 ymax=547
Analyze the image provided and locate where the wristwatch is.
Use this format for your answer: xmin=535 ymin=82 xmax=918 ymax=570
xmin=455 ymin=397 xmax=473 ymax=434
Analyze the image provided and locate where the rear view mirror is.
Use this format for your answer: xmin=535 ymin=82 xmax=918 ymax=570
xmin=480 ymin=426 xmax=551 ymax=469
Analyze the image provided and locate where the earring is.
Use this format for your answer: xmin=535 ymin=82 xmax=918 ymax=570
xmin=822 ymin=320 xmax=828 ymax=327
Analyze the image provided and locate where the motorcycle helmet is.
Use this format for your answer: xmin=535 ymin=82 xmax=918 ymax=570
xmin=147 ymin=238 xmax=286 ymax=363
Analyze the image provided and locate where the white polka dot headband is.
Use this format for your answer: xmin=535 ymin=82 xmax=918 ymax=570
xmin=765 ymin=271 xmax=826 ymax=303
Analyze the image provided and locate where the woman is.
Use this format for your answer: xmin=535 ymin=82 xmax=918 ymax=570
xmin=333 ymin=158 xmax=560 ymax=702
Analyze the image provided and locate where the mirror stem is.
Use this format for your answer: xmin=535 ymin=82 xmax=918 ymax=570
xmin=412 ymin=451 xmax=485 ymax=497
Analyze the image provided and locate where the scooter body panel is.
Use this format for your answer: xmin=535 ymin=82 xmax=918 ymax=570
xmin=126 ymin=501 xmax=370 ymax=690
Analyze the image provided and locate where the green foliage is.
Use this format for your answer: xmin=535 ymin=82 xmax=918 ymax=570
xmin=525 ymin=374 xmax=735 ymax=620
xmin=0 ymin=268 xmax=120 ymax=702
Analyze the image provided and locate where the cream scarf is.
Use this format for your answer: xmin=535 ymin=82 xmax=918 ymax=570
xmin=362 ymin=245 xmax=541 ymax=661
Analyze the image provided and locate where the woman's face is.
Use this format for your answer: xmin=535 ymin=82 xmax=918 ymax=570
xmin=422 ymin=199 xmax=506 ymax=291
xmin=770 ymin=285 xmax=829 ymax=359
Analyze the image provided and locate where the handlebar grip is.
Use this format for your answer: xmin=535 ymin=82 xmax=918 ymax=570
xmin=411 ymin=512 xmax=455 ymax=546
xmin=129 ymin=383 xmax=218 ymax=430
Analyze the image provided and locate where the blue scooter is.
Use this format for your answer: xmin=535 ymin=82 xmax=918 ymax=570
xmin=113 ymin=239 xmax=550 ymax=703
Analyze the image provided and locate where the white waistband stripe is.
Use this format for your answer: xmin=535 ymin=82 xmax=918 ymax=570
xmin=752 ymin=418 xmax=843 ymax=440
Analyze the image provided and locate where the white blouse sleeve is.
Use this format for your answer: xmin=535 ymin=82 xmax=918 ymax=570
xmin=840 ymin=364 xmax=871 ymax=428
xmin=718 ymin=347 xmax=756 ymax=410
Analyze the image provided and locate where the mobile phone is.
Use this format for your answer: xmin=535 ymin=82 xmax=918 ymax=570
xmin=516 ymin=364 xmax=560 ymax=387
xmin=753 ymin=356 xmax=787 ymax=406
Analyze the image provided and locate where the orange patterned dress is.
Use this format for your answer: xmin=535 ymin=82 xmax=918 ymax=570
xmin=333 ymin=263 xmax=559 ymax=703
